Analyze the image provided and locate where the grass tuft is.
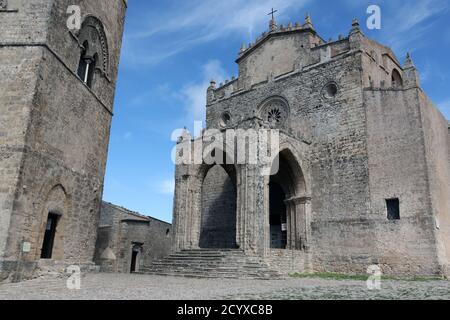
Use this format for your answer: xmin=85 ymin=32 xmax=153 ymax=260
xmin=289 ymin=272 xmax=445 ymax=282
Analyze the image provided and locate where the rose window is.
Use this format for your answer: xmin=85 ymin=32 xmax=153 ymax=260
xmin=260 ymin=98 xmax=289 ymax=128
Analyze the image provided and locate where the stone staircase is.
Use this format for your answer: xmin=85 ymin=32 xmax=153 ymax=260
xmin=140 ymin=249 xmax=284 ymax=280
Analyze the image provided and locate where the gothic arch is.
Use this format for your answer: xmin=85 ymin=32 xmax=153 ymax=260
xmin=391 ymin=68 xmax=403 ymax=88
xmin=270 ymin=148 xmax=307 ymax=198
xmin=33 ymin=183 xmax=71 ymax=260
xmin=197 ymin=151 xmax=237 ymax=186
xmin=197 ymin=149 xmax=238 ymax=249
xmin=276 ymin=142 xmax=311 ymax=195
xmin=76 ymin=15 xmax=110 ymax=76
xmin=267 ymin=145 xmax=310 ymax=250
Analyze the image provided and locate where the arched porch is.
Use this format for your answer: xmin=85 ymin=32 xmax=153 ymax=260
xmin=265 ymin=148 xmax=311 ymax=252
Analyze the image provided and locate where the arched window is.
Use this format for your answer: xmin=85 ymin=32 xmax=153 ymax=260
xmin=75 ymin=16 xmax=109 ymax=89
xmin=76 ymin=41 xmax=96 ymax=88
xmin=391 ymin=69 xmax=403 ymax=88
xmin=86 ymin=53 xmax=98 ymax=88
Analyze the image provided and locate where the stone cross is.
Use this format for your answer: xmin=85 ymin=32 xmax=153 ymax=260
xmin=267 ymin=8 xmax=278 ymax=20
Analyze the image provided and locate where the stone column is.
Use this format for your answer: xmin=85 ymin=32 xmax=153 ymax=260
xmin=186 ymin=174 xmax=202 ymax=249
xmin=172 ymin=170 xmax=188 ymax=252
xmin=262 ymin=175 xmax=271 ymax=257
xmin=285 ymin=201 xmax=292 ymax=249
xmin=284 ymin=198 xmax=298 ymax=250
xmin=284 ymin=195 xmax=312 ymax=251
xmin=255 ymin=167 xmax=269 ymax=257
xmin=172 ymin=164 xmax=204 ymax=251
xmin=296 ymin=196 xmax=312 ymax=250
xmin=237 ymin=164 xmax=264 ymax=256
xmin=303 ymin=197 xmax=312 ymax=252
xmin=235 ymin=165 xmax=244 ymax=249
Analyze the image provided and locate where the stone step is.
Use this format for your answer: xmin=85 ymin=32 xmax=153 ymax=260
xmin=151 ymin=258 xmax=265 ymax=266
xmin=148 ymin=263 xmax=266 ymax=269
xmin=141 ymin=249 xmax=283 ymax=280
xmin=140 ymin=268 xmax=279 ymax=278
xmin=138 ymin=272 xmax=275 ymax=280
xmin=158 ymin=256 xmax=256 ymax=263
xmin=143 ymin=266 xmax=278 ymax=273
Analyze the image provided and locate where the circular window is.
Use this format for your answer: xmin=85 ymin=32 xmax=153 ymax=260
xmin=260 ymin=98 xmax=289 ymax=128
xmin=219 ymin=112 xmax=232 ymax=128
xmin=323 ymin=82 xmax=338 ymax=99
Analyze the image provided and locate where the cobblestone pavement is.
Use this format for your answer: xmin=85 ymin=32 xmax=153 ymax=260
xmin=0 ymin=273 xmax=449 ymax=300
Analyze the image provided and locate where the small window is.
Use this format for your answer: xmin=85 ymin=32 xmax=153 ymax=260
xmin=77 ymin=41 xmax=89 ymax=80
xmin=386 ymin=198 xmax=400 ymax=220
xmin=323 ymin=82 xmax=338 ymax=99
xmin=76 ymin=42 xmax=97 ymax=88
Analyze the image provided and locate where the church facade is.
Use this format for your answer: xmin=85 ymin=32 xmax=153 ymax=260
xmin=172 ymin=16 xmax=450 ymax=277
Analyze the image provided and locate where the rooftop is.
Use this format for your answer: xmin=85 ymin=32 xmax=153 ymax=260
xmin=102 ymin=201 xmax=171 ymax=225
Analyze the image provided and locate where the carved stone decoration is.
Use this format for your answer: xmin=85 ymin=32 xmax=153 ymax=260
xmin=77 ymin=16 xmax=110 ymax=75
xmin=0 ymin=0 xmax=7 ymax=10
xmin=259 ymin=97 xmax=289 ymax=128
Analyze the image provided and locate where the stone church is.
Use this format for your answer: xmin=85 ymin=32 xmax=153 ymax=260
xmin=166 ymin=16 xmax=450 ymax=278
xmin=1 ymin=0 xmax=450 ymax=282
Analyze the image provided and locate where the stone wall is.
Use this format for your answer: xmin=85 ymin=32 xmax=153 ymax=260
xmin=419 ymin=92 xmax=450 ymax=275
xmin=361 ymin=88 xmax=440 ymax=275
xmin=0 ymin=46 xmax=41 ymax=261
xmin=200 ymin=165 xmax=237 ymax=248
xmin=0 ymin=0 xmax=127 ymax=281
xmin=237 ymin=30 xmax=323 ymax=89
xmin=94 ymin=202 xmax=172 ymax=273
xmin=265 ymin=249 xmax=310 ymax=275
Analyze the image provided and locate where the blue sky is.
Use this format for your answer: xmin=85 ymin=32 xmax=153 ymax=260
xmin=103 ymin=0 xmax=450 ymax=222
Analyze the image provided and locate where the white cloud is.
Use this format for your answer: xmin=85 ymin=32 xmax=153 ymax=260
xmin=394 ymin=0 xmax=446 ymax=33
xmin=180 ymin=60 xmax=228 ymax=122
xmin=123 ymin=0 xmax=310 ymax=66
xmin=382 ymin=0 xmax=448 ymax=52
xmin=418 ymin=60 xmax=449 ymax=84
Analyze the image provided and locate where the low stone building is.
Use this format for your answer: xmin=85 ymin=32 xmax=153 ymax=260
xmin=94 ymin=202 xmax=172 ymax=274
xmin=166 ymin=15 xmax=450 ymax=278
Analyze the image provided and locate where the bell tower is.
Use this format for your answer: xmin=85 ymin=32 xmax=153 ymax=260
xmin=0 ymin=0 xmax=127 ymax=281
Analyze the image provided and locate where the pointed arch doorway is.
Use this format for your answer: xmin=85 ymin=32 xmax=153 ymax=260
xmin=268 ymin=149 xmax=309 ymax=250
xmin=199 ymin=163 xmax=238 ymax=249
